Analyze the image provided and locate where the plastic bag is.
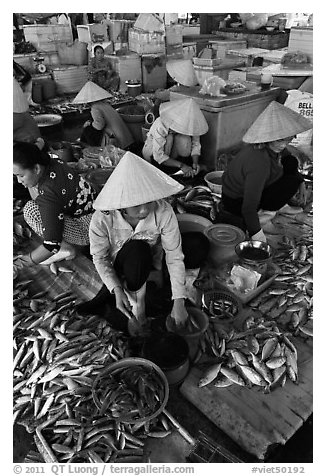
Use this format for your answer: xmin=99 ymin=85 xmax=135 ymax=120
xmin=199 ymin=76 xmax=226 ymax=97
xmin=239 ymin=13 xmax=268 ymax=30
xmin=229 ymin=264 xmax=261 ymax=294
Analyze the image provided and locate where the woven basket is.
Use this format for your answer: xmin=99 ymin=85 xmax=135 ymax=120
xmin=91 ymin=358 xmax=169 ymax=424
xmin=202 ymin=288 xmax=242 ymax=321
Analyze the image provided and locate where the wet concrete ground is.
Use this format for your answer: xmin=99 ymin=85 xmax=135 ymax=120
xmin=13 ymin=116 xmax=313 ymax=464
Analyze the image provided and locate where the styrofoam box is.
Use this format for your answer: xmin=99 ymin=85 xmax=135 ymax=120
xmin=128 ymin=29 xmax=165 ymax=55
xmin=77 ymin=24 xmax=108 ymax=43
xmin=106 ymin=53 xmax=142 ymax=92
xmin=209 ymin=39 xmax=247 ymax=59
xmin=288 ymin=27 xmax=313 ymax=61
xmin=23 ymin=24 xmax=73 ymax=52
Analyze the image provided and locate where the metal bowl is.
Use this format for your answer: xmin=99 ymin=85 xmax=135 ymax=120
xmin=236 ymin=240 xmax=272 ymax=258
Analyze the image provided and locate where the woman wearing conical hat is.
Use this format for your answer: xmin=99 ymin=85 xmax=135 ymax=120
xmin=221 ymin=101 xmax=312 ymax=242
xmin=142 ymin=98 xmax=208 ymax=178
xmin=80 ymin=151 xmax=209 ymax=336
xmin=73 ymin=81 xmax=134 ymax=149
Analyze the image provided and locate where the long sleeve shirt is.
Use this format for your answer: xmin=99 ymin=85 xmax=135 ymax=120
xmin=222 ymin=144 xmax=283 ymax=236
xmin=89 ymin=199 xmax=187 ymax=299
xmin=144 ymin=117 xmax=201 ymax=164
xmin=91 ymin=102 xmax=133 ymax=149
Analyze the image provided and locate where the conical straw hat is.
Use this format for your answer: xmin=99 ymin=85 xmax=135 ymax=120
xmin=242 ymin=101 xmax=312 ymax=143
xmin=160 ymin=99 xmax=208 ymax=136
xmin=72 ymin=81 xmax=113 ymax=104
xmin=13 ymin=78 xmax=28 ymax=113
xmin=166 ymin=59 xmax=198 ymax=87
xmin=93 ymin=151 xmax=184 ymax=210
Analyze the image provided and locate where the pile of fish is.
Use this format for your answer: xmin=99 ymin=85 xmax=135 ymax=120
xmin=173 ymin=185 xmax=219 ymax=222
xmin=13 ymin=220 xmax=32 ymax=258
xmin=196 ymin=319 xmax=298 ymax=393
xmin=13 ymin=280 xmax=172 ymax=463
xmin=92 ymin=364 xmax=166 ymax=421
xmin=248 ymin=232 xmax=313 ymax=339
xmin=13 ymin=198 xmax=28 ymax=216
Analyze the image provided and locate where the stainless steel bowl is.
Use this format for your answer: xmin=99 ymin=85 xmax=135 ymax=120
xmin=235 ymin=240 xmax=272 ymax=260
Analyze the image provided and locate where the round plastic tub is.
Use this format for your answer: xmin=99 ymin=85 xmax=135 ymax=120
xmin=177 ymin=213 xmax=212 ymax=234
xmin=142 ymin=332 xmax=190 ymax=386
xmin=204 ymin=171 xmax=224 ymax=194
xmin=166 ymin=306 xmax=209 ymax=361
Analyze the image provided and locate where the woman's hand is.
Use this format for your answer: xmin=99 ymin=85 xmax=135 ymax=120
xmin=113 ymin=286 xmax=134 ymax=319
xmin=192 ymin=163 xmax=200 ymax=175
xmin=180 ymin=164 xmax=196 ymax=178
xmin=171 ymin=298 xmax=188 ymax=327
xmin=192 ymin=155 xmax=200 ymax=175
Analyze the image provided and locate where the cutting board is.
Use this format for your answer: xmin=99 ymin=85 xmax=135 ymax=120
xmin=180 ymin=335 xmax=312 ymax=460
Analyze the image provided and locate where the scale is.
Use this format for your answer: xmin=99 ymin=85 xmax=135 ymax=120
xmin=33 ymin=55 xmax=47 ymax=74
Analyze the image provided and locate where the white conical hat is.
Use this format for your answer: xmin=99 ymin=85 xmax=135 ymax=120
xmin=93 ymin=151 xmax=184 ymax=210
xmin=166 ymin=59 xmax=198 ymax=87
xmin=160 ymin=99 xmax=208 ymax=136
xmin=13 ymin=78 xmax=28 ymax=113
xmin=72 ymin=81 xmax=113 ymax=104
xmin=242 ymin=101 xmax=312 ymax=143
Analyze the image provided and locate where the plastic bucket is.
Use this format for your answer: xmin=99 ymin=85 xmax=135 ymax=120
xmin=204 ymin=171 xmax=224 ymax=194
xmin=125 ymin=80 xmax=142 ymax=97
xmin=166 ymin=306 xmax=209 ymax=361
xmin=142 ymin=332 xmax=190 ymax=386
xmin=204 ymin=224 xmax=246 ymax=266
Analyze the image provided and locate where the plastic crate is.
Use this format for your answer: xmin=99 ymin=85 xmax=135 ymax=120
xmin=188 ymin=431 xmax=244 ymax=463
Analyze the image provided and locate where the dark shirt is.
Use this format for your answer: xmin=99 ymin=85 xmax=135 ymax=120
xmin=222 ymin=144 xmax=283 ymax=235
xmin=36 ymin=158 xmax=96 ymax=250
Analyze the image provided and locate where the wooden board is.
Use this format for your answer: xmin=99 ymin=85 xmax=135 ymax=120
xmin=180 ymin=335 xmax=312 ymax=460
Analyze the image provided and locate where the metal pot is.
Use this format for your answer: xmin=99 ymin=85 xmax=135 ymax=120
xmin=235 ymin=240 xmax=272 ymax=276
